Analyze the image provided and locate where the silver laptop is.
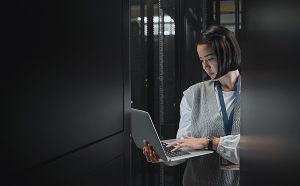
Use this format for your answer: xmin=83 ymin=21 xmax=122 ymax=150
xmin=130 ymin=108 xmax=213 ymax=162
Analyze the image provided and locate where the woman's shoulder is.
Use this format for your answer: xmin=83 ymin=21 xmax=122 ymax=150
xmin=181 ymin=80 xmax=213 ymax=107
xmin=184 ymin=79 xmax=213 ymax=95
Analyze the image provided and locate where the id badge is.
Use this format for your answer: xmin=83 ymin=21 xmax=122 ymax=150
xmin=219 ymin=157 xmax=240 ymax=170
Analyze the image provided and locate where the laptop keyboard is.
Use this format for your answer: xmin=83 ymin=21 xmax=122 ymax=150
xmin=161 ymin=142 xmax=190 ymax=158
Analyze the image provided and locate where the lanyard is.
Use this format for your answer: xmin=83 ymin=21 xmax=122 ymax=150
xmin=216 ymin=76 xmax=241 ymax=136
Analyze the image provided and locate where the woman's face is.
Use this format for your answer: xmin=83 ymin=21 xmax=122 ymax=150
xmin=197 ymin=44 xmax=218 ymax=79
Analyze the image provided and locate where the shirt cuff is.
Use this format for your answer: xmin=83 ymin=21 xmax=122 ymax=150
xmin=216 ymin=134 xmax=240 ymax=164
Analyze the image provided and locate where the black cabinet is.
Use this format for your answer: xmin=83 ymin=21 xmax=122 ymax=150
xmin=2 ymin=0 xmax=130 ymax=185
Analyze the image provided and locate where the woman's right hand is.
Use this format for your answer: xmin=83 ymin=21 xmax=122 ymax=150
xmin=143 ymin=139 xmax=165 ymax=163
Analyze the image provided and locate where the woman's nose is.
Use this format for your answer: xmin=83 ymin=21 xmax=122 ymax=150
xmin=202 ymin=60 xmax=210 ymax=69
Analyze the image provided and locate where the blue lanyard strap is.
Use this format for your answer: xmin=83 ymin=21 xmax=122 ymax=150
xmin=216 ymin=75 xmax=241 ymax=135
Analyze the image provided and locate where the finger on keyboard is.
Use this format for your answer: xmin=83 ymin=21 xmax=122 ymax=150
xmin=171 ymin=145 xmax=181 ymax=152
xmin=166 ymin=140 xmax=180 ymax=147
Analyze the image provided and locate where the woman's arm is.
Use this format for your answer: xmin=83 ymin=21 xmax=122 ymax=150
xmin=167 ymin=134 xmax=240 ymax=165
xmin=214 ymin=134 xmax=240 ymax=164
xmin=176 ymin=96 xmax=192 ymax=139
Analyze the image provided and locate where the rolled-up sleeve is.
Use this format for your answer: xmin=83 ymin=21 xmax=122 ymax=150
xmin=216 ymin=134 xmax=240 ymax=164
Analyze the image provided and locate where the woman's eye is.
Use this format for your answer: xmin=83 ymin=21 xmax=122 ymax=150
xmin=208 ymin=58 xmax=214 ymax=61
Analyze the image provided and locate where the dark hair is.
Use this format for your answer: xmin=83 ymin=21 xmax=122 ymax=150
xmin=196 ymin=25 xmax=241 ymax=79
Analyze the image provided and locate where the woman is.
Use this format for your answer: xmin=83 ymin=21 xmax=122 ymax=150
xmin=143 ymin=25 xmax=241 ymax=186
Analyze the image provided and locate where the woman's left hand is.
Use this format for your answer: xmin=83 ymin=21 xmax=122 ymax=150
xmin=166 ymin=136 xmax=208 ymax=151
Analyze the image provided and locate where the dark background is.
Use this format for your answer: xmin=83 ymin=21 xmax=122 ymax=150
xmin=241 ymin=0 xmax=300 ymax=185
xmin=2 ymin=0 xmax=300 ymax=186
xmin=2 ymin=0 xmax=130 ymax=185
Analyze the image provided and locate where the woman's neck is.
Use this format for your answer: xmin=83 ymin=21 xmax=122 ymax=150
xmin=218 ymin=70 xmax=240 ymax=92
